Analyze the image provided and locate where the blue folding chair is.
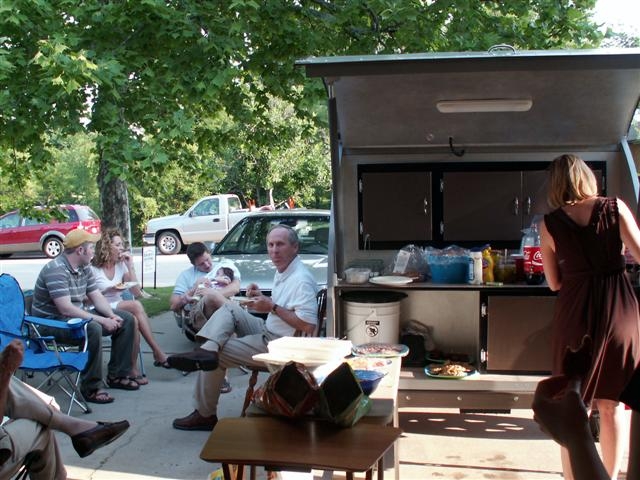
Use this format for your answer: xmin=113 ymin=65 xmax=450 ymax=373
xmin=0 ymin=273 xmax=91 ymax=414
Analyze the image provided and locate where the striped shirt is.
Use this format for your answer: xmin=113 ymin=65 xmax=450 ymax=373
xmin=32 ymin=255 xmax=98 ymax=320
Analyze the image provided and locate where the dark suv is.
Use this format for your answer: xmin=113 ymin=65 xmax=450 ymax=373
xmin=0 ymin=205 xmax=101 ymax=258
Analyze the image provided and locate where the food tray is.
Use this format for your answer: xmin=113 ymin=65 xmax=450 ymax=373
xmin=351 ymin=343 xmax=409 ymax=358
xmin=424 ymin=363 xmax=477 ymax=379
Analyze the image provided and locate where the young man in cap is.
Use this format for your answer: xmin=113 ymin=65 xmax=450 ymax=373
xmin=32 ymin=229 xmax=138 ymax=404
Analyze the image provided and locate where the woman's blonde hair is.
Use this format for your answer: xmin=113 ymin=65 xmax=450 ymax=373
xmin=547 ymin=154 xmax=598 ymax=209
xmin=92 ymin=228 xmax=123 ymax=268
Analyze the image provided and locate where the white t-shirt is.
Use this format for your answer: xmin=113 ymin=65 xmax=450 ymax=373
xmin=266 ymin=256 xmax=319 ymax=337
xmin=90 ymin=262 xmax=129 ymax=305
xmin=172 ymin=260 xmax=241 ymax=296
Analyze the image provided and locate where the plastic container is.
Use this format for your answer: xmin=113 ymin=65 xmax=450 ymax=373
xmin=427 ymin=255 xmax=470 ymax=284
xmin=343 ymin=291 xmax=407 ymax=345
xmin=344 ymin=267 xmax=371 ymax=284
xmin=468 ymin=251 xmax=483 ymax=285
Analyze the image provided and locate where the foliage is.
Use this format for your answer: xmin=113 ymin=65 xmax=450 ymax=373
xmin=0 ymin=0 xmax=605 ymax=233
xmin=137 ymin=286 xmax=174 ymax=317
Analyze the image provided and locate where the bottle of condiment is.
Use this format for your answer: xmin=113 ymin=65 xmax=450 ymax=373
xmin=524 ymin=221 xmax=545 ymax=285
xmin=468 ymin=251 xmax=483 ymax=285
xmin=482 ymin=247 xmax=494 ymax=283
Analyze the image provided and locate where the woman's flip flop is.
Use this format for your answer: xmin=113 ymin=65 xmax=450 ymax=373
xmin=85 ymin=390 xmax=115 ymax=404
xmin=153 ymin=360 xmax=171 ymax=369
xmin=107 ymin=376 xmax=139 ymax=391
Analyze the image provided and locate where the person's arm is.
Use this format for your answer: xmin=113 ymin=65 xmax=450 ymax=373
xmin=618 ymin=198 xmax=640 ymax=264
xmin=77 ymin=291 xmax=123 ymax=333
xmin=0 ymin=340 xmax=24 ymax=416
xmin=249 ymin=294 xmax=315 ymax=334
xmin=201 ymin=278 xmax=240 ymax=299
xmin=532 ymin=376 xmax=610 ymax=480
xmin=540 ymin=218 xmax=561 ymax=291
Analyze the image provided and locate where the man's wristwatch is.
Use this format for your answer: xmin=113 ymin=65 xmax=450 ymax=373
xmin=271 ymin=303 xmax=278 ymax=313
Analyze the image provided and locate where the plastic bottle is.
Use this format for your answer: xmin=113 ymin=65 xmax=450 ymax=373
xmin=468 ymin=251 xmax=483 ymax=285
xmin=523 ymin=221 xmax=545 ymax=285
xmin=482 ymin=247 xmax=494 ymax=283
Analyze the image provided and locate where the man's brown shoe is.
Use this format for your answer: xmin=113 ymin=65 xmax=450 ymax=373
xmin=173 ymin=410 xmax=218 ymax=431
xmin=71 ymin=420 xmax=130 ymax=458
xmin=167 ymin=348 xmax=218 ymax=372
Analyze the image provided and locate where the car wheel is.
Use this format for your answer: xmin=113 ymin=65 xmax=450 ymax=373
xmin=43 ymin=237 xmax=63 ymax=258
xmin=156 ymin=231 xmax=182 ymax=255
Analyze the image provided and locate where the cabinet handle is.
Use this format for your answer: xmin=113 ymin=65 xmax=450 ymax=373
xmin=513 ymin=197 xmax=519 ymax=215
xmin=423 ymin=197 xmax=428 ymax=215
xmin=525 ymin=196 xmax=532 ymax=215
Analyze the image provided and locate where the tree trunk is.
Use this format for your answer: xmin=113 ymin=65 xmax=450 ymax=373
xmin=98 ymin=150 xmax=132 ymax=246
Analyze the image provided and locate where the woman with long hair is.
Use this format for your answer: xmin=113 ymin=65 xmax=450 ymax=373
xmin=91 ymin=228 xmax=170 ymax=385
xmin=541 ymin=154 xmax=640 ymax=479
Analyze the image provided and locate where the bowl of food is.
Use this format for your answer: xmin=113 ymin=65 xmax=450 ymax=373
xmin=344 ymin=267 xmax=371 ymax=284
xmin=353 ymin=369 xmax=386 ymax=395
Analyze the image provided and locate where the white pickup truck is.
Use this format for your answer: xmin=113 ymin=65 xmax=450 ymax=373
xmin=142 ymin=194 xmax=251 ymax=254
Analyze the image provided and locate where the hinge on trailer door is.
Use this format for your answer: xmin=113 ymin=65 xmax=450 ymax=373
xmin=440 ymin=178 xmax=444 ymax=193
xmin=439 ymin=221 xmax=444 ymax=235
xmin=358 ymin=179 xmax=363 ymax=193
xmin=481 ymin=302 xmax=487 ymax=318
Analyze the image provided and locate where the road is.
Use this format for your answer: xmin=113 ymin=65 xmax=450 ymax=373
xmin=0 ymin=249 xmax=192 ymax=290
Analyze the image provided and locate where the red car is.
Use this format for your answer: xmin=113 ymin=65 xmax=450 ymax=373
xmin=0 ymin=205 xmax=101 ymax=258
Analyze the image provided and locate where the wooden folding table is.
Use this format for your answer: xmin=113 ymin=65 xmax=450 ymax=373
xmin=200 ymin=416 xmax=402 ymax=480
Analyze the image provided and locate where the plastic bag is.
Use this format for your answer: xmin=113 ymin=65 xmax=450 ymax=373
xmin=315 ymin=363 xmax=371 ymax=427
xmin=253 ymin=361 xmax=319 ymax=418
xmin=392 ymin=244 xmax=429 ymax=279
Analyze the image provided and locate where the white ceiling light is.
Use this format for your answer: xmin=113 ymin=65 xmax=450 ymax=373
xmin=436 ymin=99 xmax=533 ymax=113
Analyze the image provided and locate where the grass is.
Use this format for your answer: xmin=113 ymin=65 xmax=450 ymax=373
xmin=138 ymin=286 xmax=174 ymax=317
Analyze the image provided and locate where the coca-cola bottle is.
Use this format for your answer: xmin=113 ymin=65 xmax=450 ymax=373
xmin=523 ymin=220 xmax=545 ymax=285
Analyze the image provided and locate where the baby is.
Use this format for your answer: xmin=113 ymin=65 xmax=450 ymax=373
xmin=211 ymin=267 xmax=234 ymax=289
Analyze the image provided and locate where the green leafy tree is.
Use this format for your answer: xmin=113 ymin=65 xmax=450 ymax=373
xmin=0 ymin=0 xmax=603 ymax=241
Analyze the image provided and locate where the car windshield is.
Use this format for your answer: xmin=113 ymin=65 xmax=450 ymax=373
xmin=214 ymin=215 xmax=330 ymax=255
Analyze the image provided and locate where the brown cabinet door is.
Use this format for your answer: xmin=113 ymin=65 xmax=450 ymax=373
xmin=443 ymin=171 xmax=522 ymax=241
xmin=360 ymin=171 xmax=431 ymax=245
xmin=486 ymin=295 xmax=555 ymax=373
xmin=522 ymin=170 xmax=550 ymax=227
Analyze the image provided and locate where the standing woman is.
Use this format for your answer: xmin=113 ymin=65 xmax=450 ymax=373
xmin=541 ymin=154 xmax=640 ymax=479
xmin=91 ymin=229 xmax=170 ymax=384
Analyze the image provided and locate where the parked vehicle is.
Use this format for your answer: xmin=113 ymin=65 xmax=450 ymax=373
xmin=0 ymin=205 xmax=101 ymax=258
xmin=142 ymin=194 xmax=251 ymax=255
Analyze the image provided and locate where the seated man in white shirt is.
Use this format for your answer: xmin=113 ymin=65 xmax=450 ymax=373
xmin=167 ymin=225 xmax=318 ymax=431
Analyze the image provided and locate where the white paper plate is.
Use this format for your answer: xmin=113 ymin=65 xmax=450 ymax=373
xmin=230 ymin=296 xmax=255 ymax=305
xmin=115 ymin=281 xmax=138 ymax=290
xmin=369 ymin=276 xmax=413 ymax=286
xmin=253 ymin=353 xmax=340 ymax=368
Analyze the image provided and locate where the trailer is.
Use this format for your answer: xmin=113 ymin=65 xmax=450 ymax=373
xmin=298 ymin=47 xmax=640 ymax=410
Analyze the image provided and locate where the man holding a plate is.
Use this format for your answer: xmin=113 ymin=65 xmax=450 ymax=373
xmin=168 ymin=225 xmax=318 ymax=431
xmin=31 ymin=229 xmax=138 ymax=404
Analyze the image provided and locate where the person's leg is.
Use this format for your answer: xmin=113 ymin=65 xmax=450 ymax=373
xmin=560 ymin=446 xmax=574 ymax=480
xmin=0 ymin=419 xmax=67 ymax=480
xmin=597 ymin=398 xmax=629 ymax=479
xmin=108 ymin=309 xmax=136 ymax=379
xmin=117 ymin=299 xmax=168 ymax=366
xmin=628 ymin=410 xmax=640 ymax=480
xmin=202 ymin=289 xmax=229 ymax=319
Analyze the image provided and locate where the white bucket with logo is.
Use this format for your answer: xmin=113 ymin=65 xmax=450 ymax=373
xmin=343 ymin=291 xmax=406 ymax=345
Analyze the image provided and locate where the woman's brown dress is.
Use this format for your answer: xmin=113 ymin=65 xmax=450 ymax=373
xmin=544 ymin=197 xmax=640 ymax=408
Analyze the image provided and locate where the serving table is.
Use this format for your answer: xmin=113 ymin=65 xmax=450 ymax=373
xmin=201 ymin=357 xmax=402 ymax=480
xmin=200 ymin=416 xmax=401 ymax=480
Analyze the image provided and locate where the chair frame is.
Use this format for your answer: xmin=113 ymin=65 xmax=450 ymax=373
xmin=240 ymin=288 xmax=327 ymax=417
xmin=0 ymin=273 xmax=92 ymax=415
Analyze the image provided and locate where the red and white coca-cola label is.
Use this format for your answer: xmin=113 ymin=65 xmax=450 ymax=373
xmin=523 ymin=246 xmax=544 ymax=273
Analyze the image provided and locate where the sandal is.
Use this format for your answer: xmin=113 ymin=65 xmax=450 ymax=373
xmin=129 ymin=374 xmax=149 ymax=386
xmin=153 ymin=360 xmax=171 ymax=369
xmin=84 ymin=390 xmax=115 ymax=404
xmin=107 ymin=376 xmax=140 ymax=391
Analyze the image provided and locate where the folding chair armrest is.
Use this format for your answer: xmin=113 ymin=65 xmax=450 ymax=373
xmin=24 ymin=315 xmax=89 ymax=332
